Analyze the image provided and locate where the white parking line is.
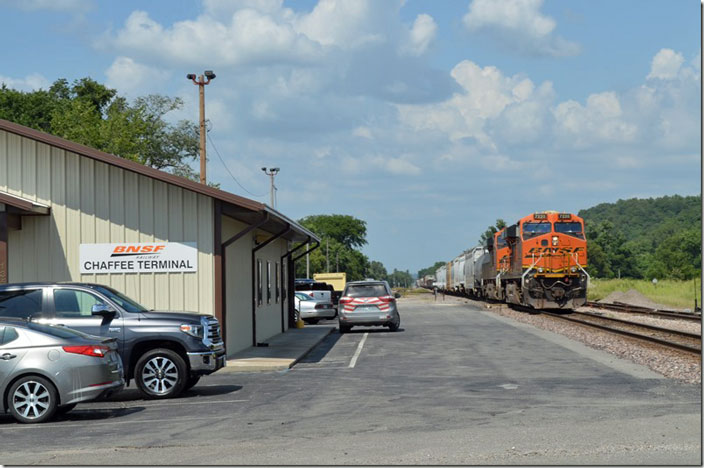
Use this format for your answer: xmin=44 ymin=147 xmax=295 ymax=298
xmin=348 ymin=332 xmax=369 ymax=368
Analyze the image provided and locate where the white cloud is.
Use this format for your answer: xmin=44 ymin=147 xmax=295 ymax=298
xmin=552 ymin=92 xmax=638 ymax=147
xmin=105 ymin=57 xmax=170 ymax=97
xmin=0 ymin=73 xmax=50 ymax=91
xmin=401 ymin=14 xmax=437 ymax=56
xmin=647 ymin=48 xmax=685 ymax=80
xmin=384 ymin=157 xmax=421 ymax=175
xmin=462 ymin=0 xmax=579 ymax=57
xmin=353 ymin=126 xmax=373 ymax=139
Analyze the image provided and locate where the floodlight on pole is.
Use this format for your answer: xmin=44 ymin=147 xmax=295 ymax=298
xmin=187 ymin=70 xmax=216 ymax=184
xmin=261 ymin=167 xmax=280 ymax=208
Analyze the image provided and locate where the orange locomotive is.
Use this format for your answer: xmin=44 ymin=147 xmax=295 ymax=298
xmin=477 ymin=211 xmax=589 ymax=309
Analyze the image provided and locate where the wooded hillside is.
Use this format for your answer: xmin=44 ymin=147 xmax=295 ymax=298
xmin=578 ymin=195 xmax=701 ymax=280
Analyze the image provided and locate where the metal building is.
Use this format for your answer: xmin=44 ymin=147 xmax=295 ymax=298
xmin=0 ymin=119 xmax=319 ymax=355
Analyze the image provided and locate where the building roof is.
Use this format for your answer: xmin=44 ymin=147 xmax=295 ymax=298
xmin=0 ymin=118 xmax=318 ymax=243
xmin=0 ymin=191 xmax=50 ymax=215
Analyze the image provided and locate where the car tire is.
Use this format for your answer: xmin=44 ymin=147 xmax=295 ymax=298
xmin=184 ymin=375 xmax=201 ymax=391
xmin=135 ymin=348 xmax=188 ymax=399
xmin=339 ymin=323 xmax=351 ymax=334
xmin=7 ymin=375 xmax=58 ymax=424
xmin=304 ymin=318 xmax=320 ymax=325
xmin=388 ymin=319 xmax=400 ymax=332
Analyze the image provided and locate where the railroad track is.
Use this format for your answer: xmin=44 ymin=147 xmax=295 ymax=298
xmin=541 ymin=309 xmax=701 ymax=355
xmin=586 ymin=301 xmax=701 ymax=322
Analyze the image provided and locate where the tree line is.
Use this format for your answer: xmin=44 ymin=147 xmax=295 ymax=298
xmin=294 ymin=214 xmax=412 ymax=286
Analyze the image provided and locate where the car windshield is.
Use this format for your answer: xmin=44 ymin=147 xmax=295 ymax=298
xmin=523 ymin=222 xmax=552 ymax=239
xmin=554 ymin=222 xmax=584 ymax=239
xmin=93 ymin=286 xmax=148 ymax=312
xmin=295 ymin=293 xmax=313 ymax=301
xmin=27 ymin=322 xmax=97 ymax=340
xmin=345 ymin=284 xmax=387 ymax=297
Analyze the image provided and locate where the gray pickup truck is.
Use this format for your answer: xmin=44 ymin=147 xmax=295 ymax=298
xmin=0 ymin=282 xmax=226 ymax=399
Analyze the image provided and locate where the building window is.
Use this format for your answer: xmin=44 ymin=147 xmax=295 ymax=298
xmin=275 ymin=262 xmax=280 ymax=304
xmin=257 ymin=259 xmax=263 ymax=306
xmin=267 ymin=261 xmax=272 ymax=304
xmin=282 ymin=260 xmax=287 ymax=300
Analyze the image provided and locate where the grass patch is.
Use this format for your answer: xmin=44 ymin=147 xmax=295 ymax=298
xmin=588 ymin=278 xmax=701 ymax=310
xmin=393 ymin=287 xmax=431 ymax=296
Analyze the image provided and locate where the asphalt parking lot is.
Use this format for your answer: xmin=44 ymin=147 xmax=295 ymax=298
xmin=1 ymin=296 xmax=701 ymax=465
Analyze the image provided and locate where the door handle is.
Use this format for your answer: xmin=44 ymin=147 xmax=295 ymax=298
xmin=1 ymin=353 xmax=17 ymax=360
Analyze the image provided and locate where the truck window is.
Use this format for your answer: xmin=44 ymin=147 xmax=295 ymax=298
xmin=0 ymin=289 xmax=43 ymax=318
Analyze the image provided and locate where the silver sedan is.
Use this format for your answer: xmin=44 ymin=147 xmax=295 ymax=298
xmin=294 ymin=293 xmax=336 ymax=324
xmin=0 ymin=320 xmax=124 ymax=423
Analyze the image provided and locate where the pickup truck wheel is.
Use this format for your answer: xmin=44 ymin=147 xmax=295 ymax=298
xmin=135 ymin=349 xmax=187 ymax=399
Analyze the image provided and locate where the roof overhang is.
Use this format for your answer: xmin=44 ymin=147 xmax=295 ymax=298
xmin=0 ymin=191 xmax=50 ymax=216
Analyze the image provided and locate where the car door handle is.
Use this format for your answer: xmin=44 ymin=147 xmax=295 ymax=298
xmin=1 ymin=353 xmax=17 ymax=360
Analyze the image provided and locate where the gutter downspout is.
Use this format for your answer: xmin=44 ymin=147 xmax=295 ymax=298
xmin=252 ymin=224 xmax=291 ymax=347
xmin=280 ymin=237 xmax=311 ymax=332
xmin=220 ymin=211 xmax=269 ymax=350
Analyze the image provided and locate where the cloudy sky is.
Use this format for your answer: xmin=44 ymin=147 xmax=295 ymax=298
xmin=1 ymin=0 xmax=700 ymax=275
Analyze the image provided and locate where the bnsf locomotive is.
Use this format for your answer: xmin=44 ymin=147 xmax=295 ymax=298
xmin=436 ymin=211 xmax=589 ymax=309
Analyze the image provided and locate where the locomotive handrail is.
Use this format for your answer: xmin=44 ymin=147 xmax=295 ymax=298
xmin=571 ymin=252 xmax=590 ymax=289
xmin=521 ymin=252 xmax=544 ymax=289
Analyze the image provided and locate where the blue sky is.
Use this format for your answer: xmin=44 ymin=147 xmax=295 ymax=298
xmin=0 ymin=0 xmax=700 ymax=275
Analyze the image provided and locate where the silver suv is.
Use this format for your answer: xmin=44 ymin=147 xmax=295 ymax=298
xmin=338 ymin=280 xmax=401 ymax=333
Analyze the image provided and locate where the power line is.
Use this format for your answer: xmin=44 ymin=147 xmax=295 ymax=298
xmin=207 ymin=133 xmax=266 ymax=198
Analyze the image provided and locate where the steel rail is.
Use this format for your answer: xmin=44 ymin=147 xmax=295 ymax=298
xmin=586 ymin=301 xmax=701 ymax=322
xmin=541 ymin=310 xmax=701 ymax=355
xmin=572 ymin=311 xmax=702 ymax=339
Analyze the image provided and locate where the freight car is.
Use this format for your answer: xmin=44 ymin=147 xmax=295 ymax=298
xmin=438 ymin=211 xmax=589 ymax=309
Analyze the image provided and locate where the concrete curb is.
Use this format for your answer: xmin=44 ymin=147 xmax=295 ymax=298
xmin=221 ymin=326 xmax=335 ymax=373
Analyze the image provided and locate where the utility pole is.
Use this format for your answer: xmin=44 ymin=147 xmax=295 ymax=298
xmin=187 ymin=71 xmax=216 ymax=184
xmin=326 ymin=238 xmax=329 ymax=272
xmin=261 ymin=167 xmax=280 ymax=208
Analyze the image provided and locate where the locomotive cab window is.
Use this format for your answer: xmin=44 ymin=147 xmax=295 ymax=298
xmin=522 ymin=222 xmax=551 ymax=239
xmin=554 ymin=222 xmax=584 ymax=239
xmin=496 ymin=232 xmax=507 ymax=248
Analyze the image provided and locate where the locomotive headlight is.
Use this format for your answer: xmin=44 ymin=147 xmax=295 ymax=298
xmin=552 ymin=235 xmax=558 ymax=246
xmin=571 ymin=266 xmax=577 ymax=273
xmin=537 ymin=267 xmax=544 ymax=273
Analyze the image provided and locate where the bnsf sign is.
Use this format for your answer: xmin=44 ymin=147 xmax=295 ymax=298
xmin=111 ymin=245 xmax=166 ymax=257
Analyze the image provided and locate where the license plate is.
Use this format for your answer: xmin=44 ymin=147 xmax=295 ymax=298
xmin=357 ymin=305 xmax=376 ymax=311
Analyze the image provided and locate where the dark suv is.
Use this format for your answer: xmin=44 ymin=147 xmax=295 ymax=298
xmin=0 ymin=283 xmax=225 ymax=399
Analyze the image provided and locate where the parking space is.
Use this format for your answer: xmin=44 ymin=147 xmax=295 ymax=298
xmin=1 ymin=297 xmax=700 ymax=465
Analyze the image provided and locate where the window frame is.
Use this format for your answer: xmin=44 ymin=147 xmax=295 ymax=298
xmin=52 ymin=287 xmax=107 ymax=319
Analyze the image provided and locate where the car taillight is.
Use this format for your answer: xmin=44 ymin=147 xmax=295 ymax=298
xmin=339 ymin=297 xmax=353 ymax=304
xmin=63 ymin=345 xmax=110 ymax=358
xmin=379 ymin=296 xmax=395 ymax=303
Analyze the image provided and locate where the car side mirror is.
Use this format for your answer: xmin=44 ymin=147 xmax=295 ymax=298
xmin=91 ymin=303 xmax=116 ymax=318
xmin=394 ymin=292 xmax=401 ymax=299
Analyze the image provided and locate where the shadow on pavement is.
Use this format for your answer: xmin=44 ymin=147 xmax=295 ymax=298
xmin=102 ymin=384 xmax=243 ymax=402
xmin=0 ymin=406 xmax=145 ymax=425
xmin=298 ymin=333 xmax=342 ymax=363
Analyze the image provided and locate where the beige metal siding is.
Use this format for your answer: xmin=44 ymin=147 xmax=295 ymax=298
xmin=0 ymin=129 xmax=215 ymax=315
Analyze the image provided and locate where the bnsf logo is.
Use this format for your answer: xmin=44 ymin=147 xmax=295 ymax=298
xmin=111 ymin=245 xmax=166 ymax=257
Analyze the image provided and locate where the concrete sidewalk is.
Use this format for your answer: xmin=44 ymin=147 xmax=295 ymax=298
xmin=222 ymin=325 xmax=335 ymax=372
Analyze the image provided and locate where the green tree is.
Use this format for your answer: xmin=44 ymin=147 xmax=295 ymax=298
xmin=0 ymin=77 xmax=204 ymax=183
xmin=418 ymin=261 xmax=445 ymax=279
xmin=388 ymin=269 xmax=413 ymax=288
xmin=298 ymin=214 xmax=367 ymax=249
xmin=479 ymin=219 xmax=506 ymax=244
xmin=368 ymin=261 xmax=388 ymax=282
